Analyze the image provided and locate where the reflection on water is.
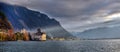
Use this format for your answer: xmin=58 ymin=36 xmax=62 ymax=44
xmin=1 ymin=40 xmax=120 ymax=52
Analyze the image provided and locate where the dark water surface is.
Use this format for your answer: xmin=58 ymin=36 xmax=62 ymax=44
xmin=0 ymin=39 xmax=120 ymax=52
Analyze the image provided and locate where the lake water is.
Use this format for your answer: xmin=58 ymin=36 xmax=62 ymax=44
xmin=0 ymin=39 xmax=120 ymax=52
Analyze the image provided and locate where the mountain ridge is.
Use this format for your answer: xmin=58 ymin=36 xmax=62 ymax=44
xmin=0 ymin=2 xmax=73 ymax=38
xmin=72 ymin=26 xmax=120 ymax=39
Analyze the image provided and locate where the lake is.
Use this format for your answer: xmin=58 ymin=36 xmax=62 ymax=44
xmin=0 ymin=39 xmax=120 ymax=52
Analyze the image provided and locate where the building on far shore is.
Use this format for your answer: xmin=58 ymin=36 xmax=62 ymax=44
xmin=32 ymin=28 xmax=47 ymax=41
xmin=40 ymin=32 xmax=46 ymax=41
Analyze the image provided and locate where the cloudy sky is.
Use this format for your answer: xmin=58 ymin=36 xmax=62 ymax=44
xmin=1 ymin=0 xmax=120 ymax=32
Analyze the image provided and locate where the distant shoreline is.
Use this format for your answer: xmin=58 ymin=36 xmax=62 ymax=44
xmin=1 ymin=38 xmax=120 ymax=42
xmin=80 ymin=38 xmax=120 ymax=40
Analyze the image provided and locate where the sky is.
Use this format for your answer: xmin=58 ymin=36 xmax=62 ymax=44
xmin=1 ymin=0 xmax=120 ymax=32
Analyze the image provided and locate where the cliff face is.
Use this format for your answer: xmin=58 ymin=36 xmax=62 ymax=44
xmin=0 ymin=3 xmax=73 ymax=38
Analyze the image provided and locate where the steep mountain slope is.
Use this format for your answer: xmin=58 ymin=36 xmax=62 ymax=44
xmin=0 ymin=2 xmax=73 ymax=38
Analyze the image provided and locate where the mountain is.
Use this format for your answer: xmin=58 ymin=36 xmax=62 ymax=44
xmin=0 ymin=2 xmax=73 ymax=38
xmin=72 ymin=27 xmax=120 ymax=39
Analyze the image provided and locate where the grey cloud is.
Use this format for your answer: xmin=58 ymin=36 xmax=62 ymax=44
xmin=1 ymin=0 xmax=120 ymax=32
xmin=0 ymin=0 xmax=104 ymax=17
